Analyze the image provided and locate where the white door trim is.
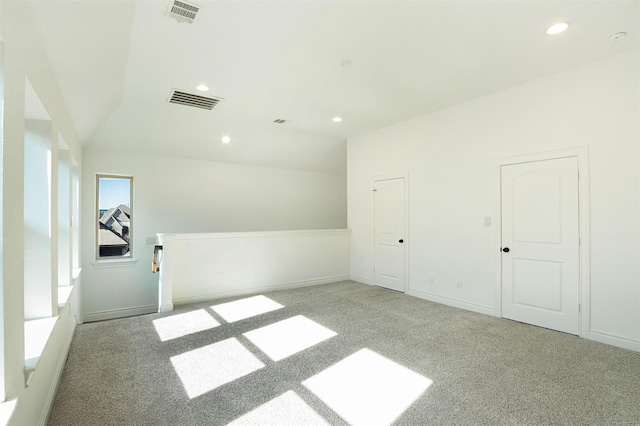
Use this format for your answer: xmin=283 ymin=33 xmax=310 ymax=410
xmin=372 ymin=172 xmax=409 ymax=292
xmin=494 ymin=147 xmax=590 ymax=338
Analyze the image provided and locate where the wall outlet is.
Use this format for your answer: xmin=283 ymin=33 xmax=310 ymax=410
xmin=219 ymin=273 xmax=225 ymax=281
xmin=428 ymin=276 xmax=435 ymax=284
xmin=456 ymin=281 xmax=462 ymax=288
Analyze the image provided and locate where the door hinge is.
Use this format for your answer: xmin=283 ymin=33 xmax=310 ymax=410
xmin=578 ymin=304 xmax=581 ymax=313
xmin=373 ymin=189 xmax=377 ymax=192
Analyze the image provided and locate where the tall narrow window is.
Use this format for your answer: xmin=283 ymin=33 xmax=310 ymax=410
xmin=71 ymin=165 xmax=80 ymax=269
xmin=96 ymin=175 xmax=132 ymax=259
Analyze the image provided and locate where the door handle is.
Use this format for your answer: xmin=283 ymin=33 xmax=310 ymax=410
xmin=399 ymin=239 xmax=404 ymax=243
xmin=502 ymin=247 xmax=510 ymax=253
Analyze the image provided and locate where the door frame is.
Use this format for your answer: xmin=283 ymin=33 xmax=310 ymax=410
xmin=372 ymin=172 xmax=409 ymax=293
xmin=494 ymin=147 xmax=590 ymax=337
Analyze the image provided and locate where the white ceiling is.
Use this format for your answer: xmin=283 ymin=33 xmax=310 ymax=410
xmin=27 ymin=0 xmax=639 ymax=173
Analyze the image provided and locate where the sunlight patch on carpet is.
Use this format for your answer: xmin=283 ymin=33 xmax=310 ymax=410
xmin=227 ymin=390 xmax=330 ymax=426
xmin=211 ymin=295 xmax=284 ymax=323
xmin=170 ymin=338 xmax=264 ymax=398
xmin=302 ymin=348 xmax=432 ymax=426
xmin=153 ymin=309 xmax=220 ymax=342
xmin=243 ymin=315 xmax=337 ymax=361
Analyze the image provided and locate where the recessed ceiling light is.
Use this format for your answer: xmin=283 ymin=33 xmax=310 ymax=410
xmin=546 ymin=22 xmax=570 ymax=35
xmin=332 ymin=116 xmax=342 ymax=123
xmin=196 ymin=84 xmax=209 ymax=92
xmin=609 ymin=32 xmax=627 ymax=42
xmin=221 ymin=135 xmax=231 ymax=144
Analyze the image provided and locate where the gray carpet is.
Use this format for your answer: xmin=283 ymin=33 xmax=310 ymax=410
xmin=48 ymin=281 xmax=640 ymax=425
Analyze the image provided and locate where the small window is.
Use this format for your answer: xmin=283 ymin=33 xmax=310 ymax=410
xmin=96 ymin=175 xmax=132 ymax=259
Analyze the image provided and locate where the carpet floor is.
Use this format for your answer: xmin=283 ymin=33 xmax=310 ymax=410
xmin=48 ymin=281 xmax=640 ymax=425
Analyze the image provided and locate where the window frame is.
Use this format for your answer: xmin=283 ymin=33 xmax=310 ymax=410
xmin=95 ymin=174 xmax=134 ymax=261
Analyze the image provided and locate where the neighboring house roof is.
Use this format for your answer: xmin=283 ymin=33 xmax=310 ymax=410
xmin=99 ymin=208 xmax=116 ymax=226
xmin=99 ymin=204 xmax=131 ymax=240
xmin=101 ymin=216 xmax=123 ymax=235
xmin=118 ymin=204 xmax=130 ymax=217
xmin=99 ymin=204 xmax=130 ymax=226
xmin=99 ymin=229 xmax=128 ymax=246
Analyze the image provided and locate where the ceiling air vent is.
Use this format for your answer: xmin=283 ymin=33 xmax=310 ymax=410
xmin=168 ymin=90 xmax=222 ymax=110
xmin=167 ymin=0 xmax=201 ymax=24
xmin=273 ymin=119 xmax=286 ymax=124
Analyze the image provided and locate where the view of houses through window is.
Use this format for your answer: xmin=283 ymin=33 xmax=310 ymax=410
xmin=97 ymin=175 xmax=132 ymax=259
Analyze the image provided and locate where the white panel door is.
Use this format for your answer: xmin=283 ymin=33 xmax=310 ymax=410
xmin=501 ymin=157 xmax=579 ymax=335
xmin=374 ymin=177 xmax=405 ymax=292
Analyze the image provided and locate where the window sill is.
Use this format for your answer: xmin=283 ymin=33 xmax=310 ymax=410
xmin=72 ymin=267 xmax=82 ymax=281
xmin=91 ymin=259 xmax=137 ymax=269
xmin=24 ymin=317 xmax=58 ymax=385
xmin=0 ymin=399 xmax=17 ymax=426
xmin=58 ymin=285 xmax=74 ymax=308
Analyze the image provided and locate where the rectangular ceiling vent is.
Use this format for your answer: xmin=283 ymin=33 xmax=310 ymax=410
xmin=168 ymin=90 xmax=222 ymax=110
xmin=168 ymin=0 xmax=201 ymax=24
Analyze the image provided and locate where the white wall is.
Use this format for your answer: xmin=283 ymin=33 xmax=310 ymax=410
xmin=158 ymin=229 xmax=350 ymax=309
xmin=1 ymin=1 xmax=82 ymax=424
xmin=81 ymin=149 xmax=347 ymax=321
xmin=348 ymin=50 xmax=640 ymax=351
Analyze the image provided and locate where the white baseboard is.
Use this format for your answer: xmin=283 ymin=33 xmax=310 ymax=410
xmin=83 ymin=305 xmax=157 ymax=323
xmin=350 ymin=275 xmax=372 ymax=285
xmin=173 ymin=275 xmax=350 ymax=306
xmin=587 ymin=330 xmax=640 ymax=352
xmin=159 ymin=303 xmax=174 ymax=313
xmin=406 ymin=289 xmax=640 ymax=353
xmin=406 ymin=288 xmax=495 ymax=317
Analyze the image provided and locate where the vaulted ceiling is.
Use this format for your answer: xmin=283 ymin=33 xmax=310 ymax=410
xmin=26 ymin=0 xmax=639 ymax=173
